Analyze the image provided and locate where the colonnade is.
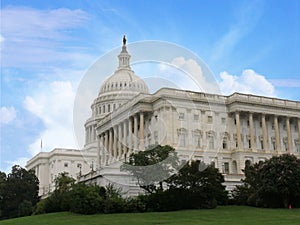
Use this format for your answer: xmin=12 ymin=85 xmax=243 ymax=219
xmin=97 ymin=112 xmax=145 ymax=166
xmin=235 ymin=111 xmax=300 ymax=152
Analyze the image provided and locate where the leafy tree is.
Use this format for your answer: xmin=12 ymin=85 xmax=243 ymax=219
xmin=121 ymin=145 xmax=179 ymax=193
xmin=165 ymin=161 xmax=228 ymax=209
xmin=0 ymin=172 xmax=7 ymax=217
xmin=44 ymin=172 xmax=75 ymax=213
xmin=70 ymin=183 xmax=105 ymax=214
xmin=233 ymin=154 xmax=300 ymax=208
xmin=0 ymin=165 xmax=39 ymax=218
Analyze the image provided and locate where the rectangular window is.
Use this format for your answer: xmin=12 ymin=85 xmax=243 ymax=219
xmin=248 ymin=139 xmax=251 ymax=148
xmin=222 ymin=140 xmax=227 ymax=149
xmin=261 ymin=140 xmax=264 ymax=150
xmin=64 ymin=162 xmax=68 ymax=167
xmin=194 ymin=114 xmax=199 ymax=121
xmin=179 ymin=133 xmax=186 ymax=147
xmin=296 ymin=143 xmax=300 ymax=153
xmin=247 ymin=120 xmax=250 ymax=127
xmin=194 ymin=135 xmax=201 ymax=148
xmin=207 ymin=116 xmax=213 ymax=123
xmin=223 ymin=162 xmax=229 ymax=174
xmin=179 ymin=113 xmax=185 ymax=120
xmin=208 ymin=136 xmax=214 ymax=149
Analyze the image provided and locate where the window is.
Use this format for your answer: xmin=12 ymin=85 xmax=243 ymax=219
xmin=232 ymin=161 xmax=238 ymax=174
xmin=178 ymin=129 xmax=186 ymax=147
xmin=64 ymin=162 xmax=68 ymax=167
xmin=108 ymin=104 xmax=111 ymax=112
xmin=222 ymin=138 xmax=228 ymax=149
xmin=208 ymin=136 xmax=214 ymax=149
xmin=221 ymin=118 xmax=226 ymax=124
xmin=207 ymin=116 xmax=213 ymax=123
xmin=295 ymin=141 xmax=300 ymax=153
xmin=247 ymin=120 xmax=250 ymax=127
xmin=248 ymin=139 xmax=251 ymax=148
xmin=194 ymin=134 xmax=201 ymax=148
xmin=223 ymin=162 xmax=229 ymax=174
xmin=179 ymin=113 xmax=185 ymax=120
xmin=260 ymin=140 xmax=264 ymax=150
xmin=194 ymin=114 xmax=199 ymax=121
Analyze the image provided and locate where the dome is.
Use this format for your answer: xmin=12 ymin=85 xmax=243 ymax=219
xmin=99 ymin=69 xmax=149 ymax=95
xmin=98 ymin=40 xmax=149 ymax=96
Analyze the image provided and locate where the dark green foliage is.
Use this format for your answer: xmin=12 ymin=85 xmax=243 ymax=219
xmin=0 ymin=165 xmax=39 ymax=219
xmin=121 ymin=145 xmax=180 ymax=193
xmin=70 ymin=183 xmax=104 ymax=214
xmin=140 ymin=161 xmax=227 ymax=211
xmin=43 ymin=172 xmax=75 ymax=213
xmin=232 ymin=154 xmax=300 ymax=208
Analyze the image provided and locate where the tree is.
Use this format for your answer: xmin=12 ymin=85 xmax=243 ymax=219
xmin=0 ymin=165 xmax=39 ymax=218
xmin=44 ymin=172 xmax=75 ymax=213
xmin=121 ymin=145 xmax=179 ymax=193
xmin=166 ymin=161 xmax=228 ymax=208
xmin=233 ymin=154 xmax=300 ymax=208
xmin=0 ymin=172 xmax=7 ymax=217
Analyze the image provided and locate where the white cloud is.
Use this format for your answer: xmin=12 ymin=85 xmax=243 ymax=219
xmin=211 ymin=1 xmax=264 ymax=62
xmin=0 ymin=106 xmax=16 ymax=124
xmin=0 ymin=34 xmax=4 ymax=43
xmin=23 ymin=80 xmax=78 ymax=156
xmin=1 ymin=6 xmax=92 ymax=68
xmin=4 ymin=157 xmax=29 ymax=174
xmin=219 ymin=69 xmax=275 ymax=97
xmin=158 ymin=57 xmax=220 ymax=94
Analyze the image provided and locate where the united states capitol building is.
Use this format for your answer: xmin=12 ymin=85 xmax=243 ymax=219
xmin=26 ymin=38 xmax=300 ymax=197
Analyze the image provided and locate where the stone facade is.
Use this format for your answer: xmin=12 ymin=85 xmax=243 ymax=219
xmin=27 ymin=39 xmax=300 ymax=196
xmin=26 ymin=148 xmax=95 ymax=197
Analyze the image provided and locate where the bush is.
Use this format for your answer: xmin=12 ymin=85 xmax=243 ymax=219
xmin=33 ymin=199 xmax=47 ymax=215
xmin=70 ymin=183 xmax=104 ymax=214
xmin=18 ymin=200 xmax=33 ymax=217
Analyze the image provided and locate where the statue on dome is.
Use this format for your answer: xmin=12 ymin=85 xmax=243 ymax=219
xmin=123 ymin=35 xmax=126 ymax=46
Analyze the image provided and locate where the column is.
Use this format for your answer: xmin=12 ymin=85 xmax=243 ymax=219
xmin=235 ymin=112 xmax=242 ymax=149
xmin=298 ymin=118 xmax=300 ymax=141
xmin=128 ymin=117 xmax=133 ymax=153
xmin=140 ymin=112 xmax=145 ymax=150
xmin=249 ymin=112 xmax=255 ymax=150
xmin=286 ymin=117 xmax=292 ymax=152
xmin=134 ymin=114 xmax=138 ymax=151
xmin=113 ymin=126 xmax=117 ymax=158
xmin=97 ymin=135 xmax=101 ymax=169
xmin=274 ymin=115 xmax=280 ymax=151
xmin=100 ymin=134 xmax=105 ymax=166
xmin=261 ymin=114 xmax=268 ymax=151
xmin=109 ymin=129 xmax=113 ymax=160
xmin=118 ymin=124 xmax=122 ymax=159
xmin=105 ymin=131 xmax=109 ymax=165
xmin=123 ymin=120 xmax=128 ymax=157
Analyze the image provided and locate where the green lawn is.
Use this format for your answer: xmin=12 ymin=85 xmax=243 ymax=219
xmin=1 ymin=206 xmax=299 ymax=225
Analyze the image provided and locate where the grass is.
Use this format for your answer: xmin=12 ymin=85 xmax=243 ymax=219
xmin=1 ymin=206 xmax=300 ymax=225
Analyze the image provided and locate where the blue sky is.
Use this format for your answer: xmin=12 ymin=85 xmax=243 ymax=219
xmin=1 ymin=0 xmax=299 ymax=173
